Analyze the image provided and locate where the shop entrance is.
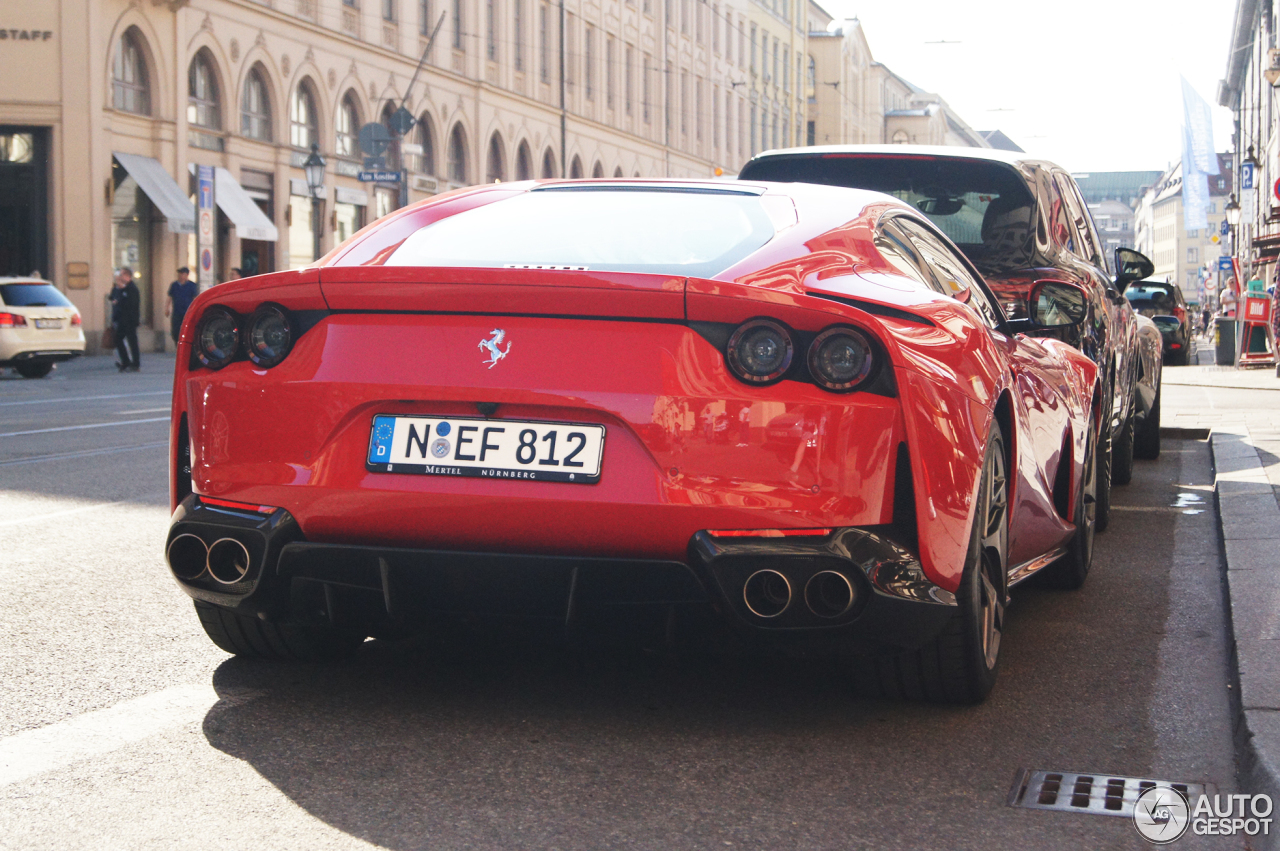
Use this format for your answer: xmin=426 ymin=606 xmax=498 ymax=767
xmin=0 ymin=127 xmax=50 ymax=279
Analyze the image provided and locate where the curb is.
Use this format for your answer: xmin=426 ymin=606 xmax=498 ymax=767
xmin=1211 ymin=429 xmax=1280 ymax=850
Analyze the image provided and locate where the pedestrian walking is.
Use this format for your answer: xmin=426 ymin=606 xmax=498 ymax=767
xmin=109 ymin=267 xmax=141 ymax=372
xmin=165 ymin=266 xmax=198 ymax=345
xmin=736 ymin=404 xmax=751 ymax=447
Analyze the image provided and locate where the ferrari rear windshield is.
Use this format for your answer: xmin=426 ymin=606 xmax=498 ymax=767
xmin=742 ymin=154 xmax=1036 ymax=276
xmin=0 ymin=283 xmax=73 ymax=308
xmin=384 ymin=188 xmax=776 ymax=277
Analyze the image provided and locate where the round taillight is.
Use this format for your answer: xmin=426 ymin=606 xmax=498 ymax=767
xmin=726 ymin=319 xmax=794 ymax=385
xmin=195 ymin=307 xmax=240 ymax=369
xmin=808 ymin=327 xmax=874 ymax=392
xmin=246 ymin=305 xmax=293 ymax=368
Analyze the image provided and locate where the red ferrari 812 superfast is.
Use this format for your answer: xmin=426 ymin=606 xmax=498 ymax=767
xmin=167 ymin=179 xmax=1102 ymax=703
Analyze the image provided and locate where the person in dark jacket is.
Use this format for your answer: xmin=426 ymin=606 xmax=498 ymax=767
xmin=164 ymin=266 xmax=197 ymax=345
xmin=109 ymin=267 xmax=141 ymax=372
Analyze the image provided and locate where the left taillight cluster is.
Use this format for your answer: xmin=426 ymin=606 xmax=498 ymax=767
xmin=724 ymin=318 xmax=876 ymax=393
xmin=193 ymin=304 xmax=294 ymax=370
xmin=0 ymin=313 xmax=27 ymax=327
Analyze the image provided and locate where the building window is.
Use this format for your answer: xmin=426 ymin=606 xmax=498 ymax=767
xmin=606 ymin=37 xmax=615 ymax=109
xmin=541 ymin=147 xmax=556 ymax=178
xmin=570 ymin=155 xmax=583 ymax=179
xmin=1187 ymin=247 xmax=1198 ymax=263
xmin=696 ymin=77 xmax=703 ymax=141
xmin=749 ymin=24 xmax=756 ymax=73
xmin=712 ymin=4 xmax=719 ymax=52
xmin=453 ymin=0 xmax=464 ymax=49
xmin=336 ymin=93 xmax=361 ymax=157
xmin=585 ymin=27 xmax=594 ymax=100
xmin=486 ymin=0 xmax=497 ymax=60
xmin=806 ymin=120 xmax=815 ymax=146
xmin=539 ymin=3 xmax=550 ymax=82
xmin=680 ymin=70 xmax=688 ymax=136
xmin=112 ymin=28 xmax=151 ymax=115
xmin=290 ymin=82 xmax=319 ymax=149
xmin=782 ymin=46 xmax=789 ymax=91
xmin=383 ymin=0 xmax=396 ymax=20
xmin=187 ymin=51 xmax=221 ymax=130
xmin=514 ymin=0 xmax=524 ymax=71
xmin=241 ymin=66 xmax=273 ymax=141
xmin=806 ymin=56 xmax=815 ymax=103
xmin=420 ymin=0 xmax=433 ymax=35
xmin=891 ymin=129 xmax=909 ymax=144
xmin=625 ymin=45 xmax=634 ymax=115
xmin=417 ymin=112 xmax=436 ymax=174
xmin=447 ymin=124 xmax=468 ymax=183
xmin=592 ymin=161 xmax=604 ymax=178
xmin=486 ymin=133 xmax=505 ymax=182
xmin=515 ymin=141 xmax=532 ymax=180
xmin=681 ymin=0 xmax=689 ymax=34
xmin=642 ymin=55 xmax=651 ymax=123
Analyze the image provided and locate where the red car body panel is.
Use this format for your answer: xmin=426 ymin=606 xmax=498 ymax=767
xmin=170 ymin=180 xmax=1098 ymax=601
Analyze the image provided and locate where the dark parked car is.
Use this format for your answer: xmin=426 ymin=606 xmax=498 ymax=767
xmin=1124 ymin=280 xmax=1191 ymax=365
xmin=738 ymin=145 xmax=1165 ymax=527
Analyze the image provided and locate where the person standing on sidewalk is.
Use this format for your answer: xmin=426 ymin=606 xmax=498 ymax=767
xmin=164 ymin=266 xmax=197 ymax=346
xmin=109 ymin=267 xmax=141 ymax=372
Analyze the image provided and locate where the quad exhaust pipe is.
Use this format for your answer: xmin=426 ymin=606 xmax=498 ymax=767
xmin=166 ymin=534 xmax=208 ymax=580
xmin=207 ymin=538 xmax=252 ymax=585
xmin=166 ymin=534 xmax=252 ymax=585
xmin=742 ymin=568 xmax=856 ymax=620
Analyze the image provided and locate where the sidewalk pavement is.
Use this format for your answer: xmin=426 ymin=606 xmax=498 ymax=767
xmin=1164 ymin=337 xmax=1280 ymax=846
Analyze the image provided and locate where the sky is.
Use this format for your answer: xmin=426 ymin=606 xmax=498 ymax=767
xmin=821 ymin=0 xmax=1238 ymax=174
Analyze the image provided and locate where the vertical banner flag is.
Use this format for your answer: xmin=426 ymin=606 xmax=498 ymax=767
xmin=196 ymin=165 xmax=216 ymax=291
xmin=1181 ymin=77 xmax=1218 ymax=233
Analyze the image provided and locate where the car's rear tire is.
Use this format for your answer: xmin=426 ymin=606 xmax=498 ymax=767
xmin=194 ymin=600 xmax=364 ymax=661
xmin=1094 ymin=430 xmax=1113 ymax=533
xmin=1041 ymin=416 xmax=1098 ymax=589
xmin=1111 ymin=405 xmax=1135 ymax=486
xmin=15 ymin=362 xmax=53 ymax=379
xmin=852 ymin=422 xmax=1008 ymax=704
xmin=1134 ymin=385 xmax=1161 ymax=460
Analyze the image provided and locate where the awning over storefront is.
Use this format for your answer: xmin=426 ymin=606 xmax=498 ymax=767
xmin=189 ymin=165 xmax=278 ymax=242
xmin=113 ymin=152 xmax=195 ymax=234
xmin=1253 ymin=232 xmax=1280 ymax=261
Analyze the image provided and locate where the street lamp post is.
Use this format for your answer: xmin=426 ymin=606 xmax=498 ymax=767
xmin=303 ymin=143 xmax=326 ymax=261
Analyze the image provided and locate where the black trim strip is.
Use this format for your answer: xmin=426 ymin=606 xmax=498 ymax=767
xmin=808 ymin=293 xmax=935 ymax=326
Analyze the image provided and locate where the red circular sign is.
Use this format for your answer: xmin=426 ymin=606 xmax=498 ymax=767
xmin=201 ymin=248 xmax=213 ymax=272
xmin=1273 ymin=177 xmax=1280 ymax=202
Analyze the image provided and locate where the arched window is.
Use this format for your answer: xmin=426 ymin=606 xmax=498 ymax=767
xmin=417 ymin=112 xmax=436 ymax=175
xmin=336 ymin=92 xmax=361 ymax=157
xmin=540 ymin=148 xmax=556 ymax=179
xmin=486 ymin=133 xmax=505 ymax=183
xmin=591 ymin=161 xmax=604 ymax=179
xmin=891 ymin=129 xmax=909 ymax=144
xmin=187 ymin=50 xmax=221 ymax=130
xmin=241 ymin=65 xmax=272 ymax=141
xmin=112 ymin=28 xmax=150 ymax=115
xmin=290 ymin=81 xmax=319 ymax=149
xmin=380 ymin=102 xmax=401 ymax=170
xmin=613 ymin=166 xmax=623 ymax=178
xmin=569 ymin=155 xmax=583 ymax=179
xmin=447 ymin=124 xmax=468 ymax=183
xmin=514 ymin=141 xmax=532 ymax=181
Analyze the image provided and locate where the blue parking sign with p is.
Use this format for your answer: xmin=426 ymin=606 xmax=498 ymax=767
xmin=1242 ymin=162 xmax=1256 ymax=191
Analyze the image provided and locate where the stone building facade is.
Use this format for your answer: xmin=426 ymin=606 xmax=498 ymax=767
xmin=0 ymin=0 xmax=750 ymax=348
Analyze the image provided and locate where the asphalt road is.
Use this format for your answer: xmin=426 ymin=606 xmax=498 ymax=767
xmin=0 ymin=354 xmax=1244 ymax=850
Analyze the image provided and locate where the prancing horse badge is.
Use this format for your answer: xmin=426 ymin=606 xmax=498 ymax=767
xmin=478 ymin=329 xmax=511 ymax=369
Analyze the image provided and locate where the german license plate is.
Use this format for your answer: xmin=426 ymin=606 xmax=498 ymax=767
xmin=34 ymin=319 xmax=60 ymax=329
xmin=367 ymin=415 xmax=604 ymax=483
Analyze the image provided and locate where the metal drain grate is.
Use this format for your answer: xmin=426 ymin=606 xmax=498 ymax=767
xmin=1008 ymin=769 xmax=1213 ymax=818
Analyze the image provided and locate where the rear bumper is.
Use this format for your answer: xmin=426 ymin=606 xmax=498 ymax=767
xmin=0 ymin=348 xmax=83 ymax=367
xmin=166 ymin=495 xmax=957 ymax=652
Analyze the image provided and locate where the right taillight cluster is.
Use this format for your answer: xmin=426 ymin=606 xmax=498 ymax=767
xmin=725 ymin=319 xmax=876 ymax=393
xmin=193 ymin=303 xmax=295 ymax=370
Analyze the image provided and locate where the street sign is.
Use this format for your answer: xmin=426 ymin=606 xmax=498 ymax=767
xmin=196 ymin=164 xmax=216 ymax=291
xmin=1222 ymin=219 xmax=1230 ymax=236
xmin=1220 ymin=256 xmax=1235 ymax=271
xmin=358 ymin=170 xmax=402 ymax=183
xmin=1274 ymin=176 xmax=1280 ymax=203
xmin=1242 ymin=161 xmax=1256 ymax=191
xmin=358 ymin=122 xmax=391 ymax=158
xmin=389 ymin=106 xmax=415 ymax=136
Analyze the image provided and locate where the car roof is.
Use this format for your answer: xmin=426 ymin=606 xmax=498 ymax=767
xmin=747 ymin=143 xmax=1061 ymax=172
